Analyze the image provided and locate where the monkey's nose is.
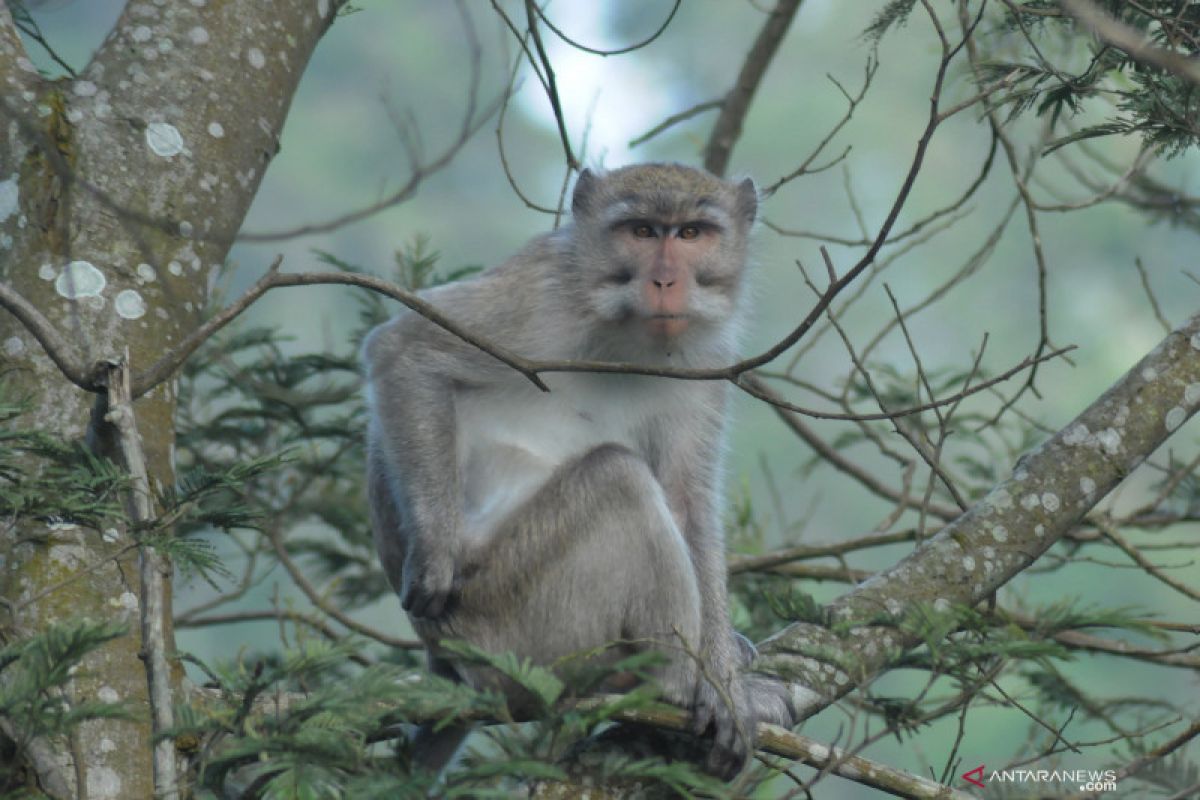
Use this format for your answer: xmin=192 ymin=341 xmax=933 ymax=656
xmin=652 ymin=279 xmax=676 ymax=289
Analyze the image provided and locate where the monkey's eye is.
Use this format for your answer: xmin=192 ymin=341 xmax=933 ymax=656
xmin=678 ymin=225 xmax=701 ymax=240
xmin=632 ymin=224 xmax=656 ymax=239
xmin=607 ymin=269 xmax=634 ymax=285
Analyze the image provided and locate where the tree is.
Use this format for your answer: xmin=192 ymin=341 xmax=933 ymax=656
xmin=1 ymin=1 xmax=1198 ymax=797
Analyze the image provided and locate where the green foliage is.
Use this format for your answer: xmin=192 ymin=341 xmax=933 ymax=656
xmin=171 ymin=636 xmax=743 ymax=798
xmin=174 ymin=640 xmax=463 ymax=797
xmin=0 ymin=395 xmax=128 ymax=532
xmin=866 ymin=1 xmax=1200 ymax=182
xmin=985 ymin=3 xmax=1200 ymax=158
xmin=0 ymin=620 xmax=130 ymax=787
xmin=894 ymin=603 xmax=1069 ymax=672
xmin=1019 ymin=599 xmax=1168 ymax=641
xmin=835 ymin=362 xmax=1043 ymax=501
xmin=863 ymin=0 xmax=918 ymax=45
xmin=1131 ymin=747 xmax=1200 ymax=798
xmin=439 ymin=641 xmax=566 ymax=713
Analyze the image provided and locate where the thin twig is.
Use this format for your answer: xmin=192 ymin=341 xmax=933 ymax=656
xmin=628 ymin=98 xmax=724 ymax=149
xmin=733 ymin=7 xmax=975 ymax=374
xmin=729 ymin=529 xmax=918 ymax=574
xmin=1095 ymin=518 xmax=1200 ymax=602
xmin=523 ymin=0 xmax=577 ymax=171
xmin=533 ymin=0 xmax=682 ymax=57
xmin=743 ymin=376 xmax=961 ymax=521
xmin=1134 ymin=256 xmax=1172 ymax=334
xmin=238 ymin=13 xmax=497 ymax=242
xmin=264 ymin=522 xmax=417 ymax=650
xmin=1069 ymin=719 xmax=1200 ymax=800
xmin=762 ymin=58 xmax=876 ymax=196
xmin=11 ymin=10 xmax=77 ymax=77
xmin=100 ymin=358 xmax=179 ymax=800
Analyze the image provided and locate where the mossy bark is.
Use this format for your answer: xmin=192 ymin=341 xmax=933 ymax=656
xmin=0 ymin=3 xmax=343 ymax=796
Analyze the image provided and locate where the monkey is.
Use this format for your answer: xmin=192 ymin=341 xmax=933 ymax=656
xmin=362 ymin=163 xmax=795 ymax=779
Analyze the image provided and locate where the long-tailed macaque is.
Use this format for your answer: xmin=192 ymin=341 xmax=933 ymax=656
xmin=363 ymin=163 xmax=795 ymax=778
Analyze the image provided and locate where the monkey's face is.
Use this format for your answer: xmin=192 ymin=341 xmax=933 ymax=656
xmin=571 ymin=164 xmax=756 ymax=350
xmin=595 ymin=218 xmax=742 ymax=341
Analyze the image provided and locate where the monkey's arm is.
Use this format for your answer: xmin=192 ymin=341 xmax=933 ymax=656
xmin=661 ymin=398 xmax=795 ymax=775
xmin=363 ymin=242 xmax=564 ymax=618
xmin=362 ymin=309 xmax=481 ymax=619
xmin=655 ymin=404 xmax=750 ymax=773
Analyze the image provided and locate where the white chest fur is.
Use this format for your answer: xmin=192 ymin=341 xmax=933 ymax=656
xmin=455 ymin=373 xmax=676 ymax=540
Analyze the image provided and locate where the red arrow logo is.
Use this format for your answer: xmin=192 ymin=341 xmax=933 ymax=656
xmin=962 ymin=764 xmax=986 ymax=788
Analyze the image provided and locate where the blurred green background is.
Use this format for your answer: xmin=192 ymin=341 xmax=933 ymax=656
xmin=22 ymin=1 xmax=1200 ymax=795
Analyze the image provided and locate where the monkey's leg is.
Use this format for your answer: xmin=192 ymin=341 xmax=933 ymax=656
xmin=424 ymin=443 xmax=704 ymax=705
xmin=407 ymin=656 xmax=472 ymax=775
xmin=365 ymin=437 xmax=408 ymax=594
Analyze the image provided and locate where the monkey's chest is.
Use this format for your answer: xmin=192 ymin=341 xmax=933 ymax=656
xmin=454 ymin=380 xmax=656 ymax=538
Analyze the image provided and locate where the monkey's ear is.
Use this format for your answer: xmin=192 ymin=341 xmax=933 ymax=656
xmin=735 ymin=177 xmax=758 ymax=225
xmin=572 ymin=169 xmax=598 ymax=217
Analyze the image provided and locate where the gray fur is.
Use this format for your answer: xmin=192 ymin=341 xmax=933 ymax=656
xmin=363 ymin=163 xmax=794 ymax=779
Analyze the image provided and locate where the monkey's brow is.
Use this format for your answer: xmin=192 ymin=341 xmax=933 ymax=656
xmin=612 ymin=192 xmax=723 ymax=211
xmin=606 ymin=197 xmax=729 ymax=227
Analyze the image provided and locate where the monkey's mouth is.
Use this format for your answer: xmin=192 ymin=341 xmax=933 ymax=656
xmin=646 ymin=314 xmax=690 ymax=337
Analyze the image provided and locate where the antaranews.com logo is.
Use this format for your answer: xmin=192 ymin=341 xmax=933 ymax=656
xmin=961 ymin=764 xmax=1119 ymax=793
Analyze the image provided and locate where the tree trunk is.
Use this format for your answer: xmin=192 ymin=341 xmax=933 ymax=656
xmin=0 ymin=2 xmax=343 ymax=795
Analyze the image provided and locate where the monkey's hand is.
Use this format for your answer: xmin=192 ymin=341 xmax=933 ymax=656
xmin=730 ymin=635 xmax=797 ymax=729
xmin=399 ymin=546 xmax=458 ymax=619
xmin=690 ymin=667 xmax=797 ymax=779
xmin=689 ymin=661 xmax=755 ymax=780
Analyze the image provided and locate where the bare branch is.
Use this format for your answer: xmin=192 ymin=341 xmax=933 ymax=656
xmin=628 ymin=98 xmax=724 ymax=149
xmin=742 ymin=375 xmax=962 ymax=521
xmin=1069 ymin=719 xmax=1200 ymax=800
xmin=9 ymin=6 xmax=75 ymax=77
xmin=523 ymin=0 xmax=578 ymax=171
xmin=264 ymin=521 xmax=419 ymax=651
xmin=703 ymin=0 xmax=803 ymax=176
xmin=534 ymin=0 xmax=682 ymax=57
xmin=729 ymin=529 xmax=919 ymax=574
xmin=740 ymin=344 xmax=1075 ymax=422
xmin=127 ymin=258 xmax=1073 ymax=425
xmin=98 ymin=359 xmax=178 ymax=800
xmin=762 ymin=58 xmax=876 ymax=196
xmin=1095 ymin=517 xmax=1200 ymax=603
xmin=237 ymin=12 xmax=497 ymax=242
xmin=176 ymin=609 xmax=421 ymax=663
xmin=960 ymin=5 xmax=1055 ymax=419
xmin=759 ymin=311 xmax=1200 ymax=722
xmin=734 ymin=12 xmax=973 ymax=374
xmin=1005 ymin=610 xmax=1200 ymax=670
xmin=0 ymin=282 xmax=92 ymax=391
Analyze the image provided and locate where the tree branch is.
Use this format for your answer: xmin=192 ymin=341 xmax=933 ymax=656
xmin=758 ymin=311 xmax=1200 ymax=719
xmin=0 ymin=283 xmax=92 ymax=390
xmin=98 ymin=358 xmax=178 ymax=800
xmin=1069 ymin=719 xmax=1200 ymax=800
xmin=0 ymin=4 xmax=38 ymax=104
xmin=126 ymin=261 xmax=1072 ymax=429
xmin=1061 ymin=0 xmax=1200 ymax=86
xmin=703 ymin=0 xmax=803 ymax=176
xmin=743 ymin=376 xmax=961 ymax=521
